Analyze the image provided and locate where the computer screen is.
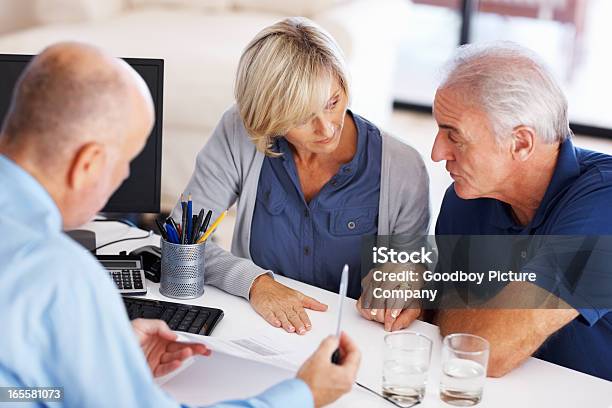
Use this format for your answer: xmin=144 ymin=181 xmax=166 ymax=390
xmin=0 ymin=54 xmax=164 ymax=213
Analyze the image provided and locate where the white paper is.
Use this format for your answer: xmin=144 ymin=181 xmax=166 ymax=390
xmin=160 ymin=349 xmax=296 ymax=405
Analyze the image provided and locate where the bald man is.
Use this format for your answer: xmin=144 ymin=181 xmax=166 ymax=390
xmin=0 ymin=43 xmax=360 ymax=407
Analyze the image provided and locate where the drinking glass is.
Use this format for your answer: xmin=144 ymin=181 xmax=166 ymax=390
xmin=440 ymin=333 xmax=490 ymax=406
xmin=382 ymin=332 xmax=433 ymax=406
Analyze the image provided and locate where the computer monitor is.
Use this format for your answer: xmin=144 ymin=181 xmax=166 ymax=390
xmin=0 ymin=54 xmax=164 ymax=214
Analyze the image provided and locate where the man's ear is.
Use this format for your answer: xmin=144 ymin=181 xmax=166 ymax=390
xmin=66 ymin=142 xmax=107 ymax=191
xmin=510 ymin=126 xmax=536 ymax=161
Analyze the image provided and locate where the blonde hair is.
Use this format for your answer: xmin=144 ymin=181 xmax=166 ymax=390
xmin=234 ymin=17 xmax=350 ymax=156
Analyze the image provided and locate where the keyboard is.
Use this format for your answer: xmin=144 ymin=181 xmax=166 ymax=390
xmin=122 ymin=297 xmax=224 ymax=336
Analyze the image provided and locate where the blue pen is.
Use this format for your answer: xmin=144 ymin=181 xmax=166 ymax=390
xmin=166 ymin=223 xmax=180 ymax=244
xmin=171 ymin=227 xmax=180 ymax=244
xmin=164 ymin=224 xmax=176 ymax=243
xmin=187 ymin=194 xmax=193 ymax=243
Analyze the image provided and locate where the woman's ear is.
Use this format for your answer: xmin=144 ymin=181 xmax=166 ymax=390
xmin=66 ymin=142 xmax=107 ymax=191
xmin=511 ymin=126 xmax=536 ymax=161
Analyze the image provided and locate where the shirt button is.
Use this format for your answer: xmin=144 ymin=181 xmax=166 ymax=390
xmin=304 ymin=209 xmax=309 ymax=218
xmin=304 ymin=246 xmax=310 ymax=256
xmin=330 ymin=178 xmax=338 ymax=187
xmin=343 ymin=167 xmax=351 ymax=173
xmin=347 ymin=221 xmax=356 ymax=230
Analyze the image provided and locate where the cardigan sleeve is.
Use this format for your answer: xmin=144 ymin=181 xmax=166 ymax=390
xmin=379 ymin=133 xmax=431 ymax=250
xmin=171 ymin=105 xmax=273 ymax=299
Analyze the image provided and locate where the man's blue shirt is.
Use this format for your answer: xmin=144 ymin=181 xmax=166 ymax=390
xmin=0 ymin=154 xmax=313 ymax=407
xmin=250 ymin=111 xmax=382 ymax=299
xmin=435 ymin=138 xmax=612 ymax=380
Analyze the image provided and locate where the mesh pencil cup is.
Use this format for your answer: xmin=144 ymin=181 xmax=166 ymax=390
xmin=160 ymin=238 xmax=206 ymax=299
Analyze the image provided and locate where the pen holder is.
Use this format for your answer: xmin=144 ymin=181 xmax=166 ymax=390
xmin=160 ymin=239 xmax=206 ymax=299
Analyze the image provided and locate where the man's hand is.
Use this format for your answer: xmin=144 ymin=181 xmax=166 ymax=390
xmin=356 ymin=296 xmax=421 ymax=332
xmin=297 ymin=332 xmax=361 ymax=407
xmin=357 ymin=265 xmax=422 ymax=331
xmin=249 ymin=274 xmax=328 ymax=334
xmin=132 ymin=318 xmax=211 ymax=377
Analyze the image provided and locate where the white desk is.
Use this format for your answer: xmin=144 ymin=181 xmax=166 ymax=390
xmin=89 ymin=220 xmax=612 ymax=408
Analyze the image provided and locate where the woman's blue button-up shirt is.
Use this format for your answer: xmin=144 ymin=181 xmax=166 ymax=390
xmin=250 ymin=112 xmax=382 ymax=298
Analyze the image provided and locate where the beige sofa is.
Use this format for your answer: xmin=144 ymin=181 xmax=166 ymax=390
xmin=0 ymin=0 xmax=409 ymax=211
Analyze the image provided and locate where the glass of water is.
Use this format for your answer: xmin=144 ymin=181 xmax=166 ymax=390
xmin=382 ymin=332 xmax=433 ymax=406
xmin=440 ymin=333 xmax=489 ymax=406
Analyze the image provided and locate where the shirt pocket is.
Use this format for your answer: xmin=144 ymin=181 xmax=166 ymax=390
xmin=256 ymin=180 xmax=288 ymax=215
xmin=330 ymin=206 xmax=378 ymax=236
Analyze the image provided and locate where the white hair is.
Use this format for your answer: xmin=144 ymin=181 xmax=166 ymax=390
xmin=438 ymin=41 xmax=571 ymax=144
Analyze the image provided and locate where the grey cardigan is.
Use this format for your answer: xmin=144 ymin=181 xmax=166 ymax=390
xmin=173 ymin=105 xmax=430 ymax=300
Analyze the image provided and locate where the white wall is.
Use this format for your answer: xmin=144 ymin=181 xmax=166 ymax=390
xmin=0 ymin=0 xmax=36 ymax=35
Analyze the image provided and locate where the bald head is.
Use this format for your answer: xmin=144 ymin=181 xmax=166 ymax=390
xmin=1 ymin=42 xmax=154 ymax=167
xmin=0 ymin=42 xmax=155 ymax=228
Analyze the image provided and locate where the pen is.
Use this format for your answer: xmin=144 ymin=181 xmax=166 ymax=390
xmin=190 ymin=209 xmax=205 ymax=244
xmin=167 ymin=217 xmax=180 ymax=242
xmin=197 ymin=210 xmax=227 ymax=244
xmin=332 ymin=264 xmax=349 ymax=364
xmin=197 ymin=210 xmax=213 ymax=242
xmin=187 ymin=194 xmax=193 ymax=244
xmin=164 ymin=224 xmax=176 ymax=243
xmin=180 ymin=201 xmax=188 ymax=244
xmin=190 ymin=215 xmax=197 ymax=243
xmin=155 ymin=218 xmax=169 ymax=241
xmin=164 ymin=218 xmax=177 ymax=243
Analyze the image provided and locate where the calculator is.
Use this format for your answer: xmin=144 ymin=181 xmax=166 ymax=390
xmin=96 ymin=255 xmax=148 ymax=296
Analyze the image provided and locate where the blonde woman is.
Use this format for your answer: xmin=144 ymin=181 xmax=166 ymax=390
xmin=175 ymin=17 xmax=429 ymax=335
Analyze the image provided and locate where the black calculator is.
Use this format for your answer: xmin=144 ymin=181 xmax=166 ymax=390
xmin=97 ymin=255 xmax=148 ymax=296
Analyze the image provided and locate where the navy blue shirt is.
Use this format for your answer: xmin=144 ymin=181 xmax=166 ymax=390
xmin=250 ymin=112 xmax=382 ymax=298
xmin=435 ymin=138 xmax=612 ymax=380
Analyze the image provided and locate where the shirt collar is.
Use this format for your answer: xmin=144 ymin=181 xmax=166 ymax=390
xmin=276 ymin=109 xmax=366 ymax=186
xmin=0 ymin=154 xmax=62 ymax=232
xmin=490 ymin=137 xmax=580 ymax=231
xmin=530 ymin=137 xmax=580 ymax=228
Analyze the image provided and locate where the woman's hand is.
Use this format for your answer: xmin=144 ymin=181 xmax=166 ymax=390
xmin=249 ymin=275 xmax=328 ymax=334
xmin=132 ymin=318 xmax=211 ymax=377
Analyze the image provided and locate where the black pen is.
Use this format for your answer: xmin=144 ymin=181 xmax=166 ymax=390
xmin=167 ymin=217 xmax=180 ymax=240
xmin=180 ymin=202 xmax=188 ymax=244
xmin=190 ymin=214 xmax=197 ymax=243
xmin=155 ymin=218 xmax=169 ymax=241
xmin=191 ymin=209 xmax=205 ymax=244
xmin=198 ymin=210 xmax=213 ymax=242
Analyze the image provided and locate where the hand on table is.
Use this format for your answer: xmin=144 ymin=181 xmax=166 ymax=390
xmin=297 ymin=332 xmax=361 ymax=407
xmin=356 ymin=297 xmax=421 ymax=332
xmin=132 ymin=318 xmax=211 ymax=377
xmin=357 ymin=265 xmax=421 ymax=332
xmin=249 ymin=274 xmax=328 ymax=335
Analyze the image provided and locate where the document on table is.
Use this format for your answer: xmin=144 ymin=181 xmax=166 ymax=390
xmin=155 ymin=332 xmax=315 ymax=404
xmin=155 ymin=333 xmax=298 ymax=387
xmin=185 ymin=332 xmax=310 ymax=369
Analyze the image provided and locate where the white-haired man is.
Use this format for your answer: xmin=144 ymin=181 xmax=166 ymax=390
xmin=430 ymin=42 xmax=611 ymax=380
